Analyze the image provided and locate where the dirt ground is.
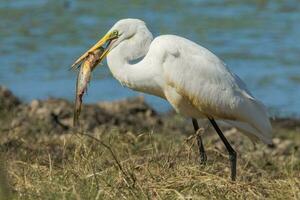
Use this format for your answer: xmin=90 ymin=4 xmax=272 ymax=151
xmin=0 ymin=85 xmax=299 ymax=199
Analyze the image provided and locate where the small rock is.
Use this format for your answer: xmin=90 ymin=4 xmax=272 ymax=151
xmin=272 ymin=138 xmax=281 ymax=145
xmin=0 ymin=86 xmax=20 ymax=111
xmin=30 ymin=100 xmax=40 ymax=110
xmin=277 ymin=140 xmax=293 ymax=153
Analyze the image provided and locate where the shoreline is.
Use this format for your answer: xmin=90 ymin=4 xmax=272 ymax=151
xmin=1 ymin=85 xmax=299 ymax=132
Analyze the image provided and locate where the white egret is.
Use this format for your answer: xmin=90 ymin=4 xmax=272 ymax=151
xmin=72 ymin=18 xmax=272 ymax=181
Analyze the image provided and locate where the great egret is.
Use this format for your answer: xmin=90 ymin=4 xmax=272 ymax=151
xmin=72 ymin=18 xmax=272 ymax=181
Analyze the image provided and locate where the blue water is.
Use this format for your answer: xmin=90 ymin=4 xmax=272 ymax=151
xmin=0 ymin=0 xmax=299 ymax=116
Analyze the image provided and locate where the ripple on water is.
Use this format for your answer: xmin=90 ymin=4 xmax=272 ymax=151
xmin=0 ymin=0 xmax=299 ymax=116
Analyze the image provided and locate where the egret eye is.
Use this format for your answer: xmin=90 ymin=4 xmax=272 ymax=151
xmin=111 ymin=30 xmax=119 ymax=37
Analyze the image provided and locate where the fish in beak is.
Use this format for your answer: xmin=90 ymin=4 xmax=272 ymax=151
xmin=72 ymin=30 xmax=119 ymax=126
xmin=73 ymin=48 xmax=104 ymax=126
xmin=71 ymin=30 xmax=119 ymax=69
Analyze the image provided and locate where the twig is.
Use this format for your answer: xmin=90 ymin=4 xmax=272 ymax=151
xmin=76 ymin=131 xmax=126 ymax=176
xmin=75 ymin=131 xmax=138 ymax=191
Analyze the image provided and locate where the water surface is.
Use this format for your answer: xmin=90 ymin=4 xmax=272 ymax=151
xmin=0 ymin=0 xmax=299 ymax=116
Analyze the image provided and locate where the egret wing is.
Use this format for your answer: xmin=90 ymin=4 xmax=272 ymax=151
xmin=160 ymin=35 xmax=272 ymax=143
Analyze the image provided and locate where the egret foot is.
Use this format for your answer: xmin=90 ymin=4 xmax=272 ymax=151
xmin=209 ymin=118 xmax=237 ymax=181
xmin=192 ymin=118 xmax=207 ymax=165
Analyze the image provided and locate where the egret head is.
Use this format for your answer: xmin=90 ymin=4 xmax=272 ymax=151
xmin=72 ymin=19 xmax=148 ymax=68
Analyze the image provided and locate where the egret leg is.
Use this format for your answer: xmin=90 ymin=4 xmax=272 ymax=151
xmin=192 ymin=118 xmax=207 ymax=164
xmin=209 ymin=118 xmax=237 ymax=181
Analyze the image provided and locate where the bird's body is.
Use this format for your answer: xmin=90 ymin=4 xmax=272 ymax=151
xmin=72 ymin=18 xmax=272 ymax=180
xmin=106 ymin=27 xmax=272 ymax=144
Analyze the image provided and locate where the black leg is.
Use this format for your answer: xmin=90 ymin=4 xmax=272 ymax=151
xmin=209 ymin=118 xmax=237 ymax=181
xmin=192 ymin=118 xmax=207 ymax=164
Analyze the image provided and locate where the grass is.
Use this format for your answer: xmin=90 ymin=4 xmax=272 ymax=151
xmin=1 ymin=119 xmax=299 ymax=200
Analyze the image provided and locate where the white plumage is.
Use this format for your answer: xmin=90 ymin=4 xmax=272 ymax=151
xmin=104 ymin=19 xmax=272 ymax=144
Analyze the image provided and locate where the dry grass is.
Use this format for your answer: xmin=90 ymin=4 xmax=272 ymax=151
xmin=1 ymin=121 xmax=299 ymax=200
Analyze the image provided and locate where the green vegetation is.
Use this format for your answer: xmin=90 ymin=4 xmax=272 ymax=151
xmin=1 ymin=119 xmax=299 ymax=199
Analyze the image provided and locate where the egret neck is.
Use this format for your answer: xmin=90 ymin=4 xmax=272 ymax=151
xmin=106 ymin=26 xmax=164 ymax=98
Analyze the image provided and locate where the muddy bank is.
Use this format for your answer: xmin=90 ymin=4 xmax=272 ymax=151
xmin=0 ymin=85 xmax=299 ymax=139
xmin=0 ymin=86 xmax=163 ymax=135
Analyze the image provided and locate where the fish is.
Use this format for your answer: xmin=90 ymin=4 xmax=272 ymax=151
xmin=73 ymin=47 xmax=105 ymax=126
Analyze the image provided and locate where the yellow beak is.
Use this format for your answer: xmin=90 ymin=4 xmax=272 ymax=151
xmin=71 ymin=32 xmax=116 ymax=69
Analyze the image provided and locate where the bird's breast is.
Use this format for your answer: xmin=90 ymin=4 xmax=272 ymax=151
xmin=164 ymin=85 xmax=206 ymax=118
